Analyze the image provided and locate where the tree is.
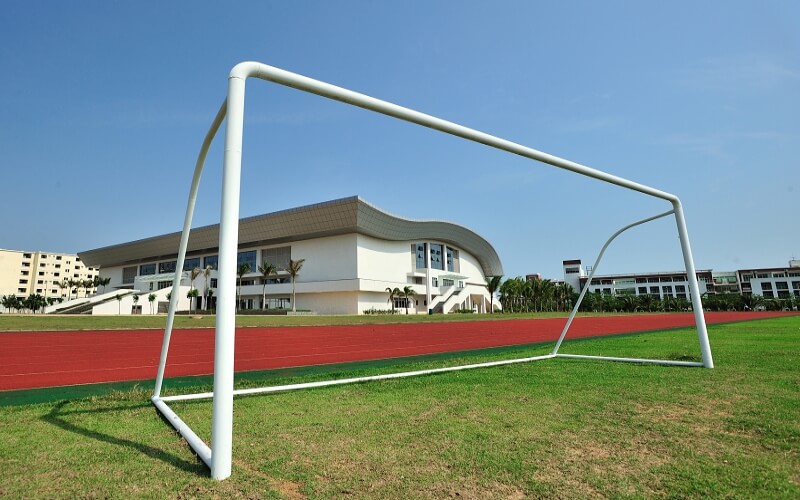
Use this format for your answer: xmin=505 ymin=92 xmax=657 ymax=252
xmin=148 ymin=293 xmax=157 ymax=314
xmin=115 ymin=294 xmax=122 ymax=314
xmin=95 ymin=276 xmax=111 ymax=294
xmin=132 ymin=293 xmax=140 ymax=313
xmin=203 ymin=265 xmax=213 ymax=310
xmin=187 ymin=288 xmax=200 ymax=314
xmin=283 ymin=259 xmax=305 ymax=313
xmin=237 ymin=263 xmax=252 ymax=312
xmin=485 ymin=275 xmax=502 ymax=313
xmin=258 ymin=261 xmax=277 ymax=310
xmin=190 ymin=267 xmax=202 ymax=293
xmin=401 ymin=285 xmax=416 ymax=314
xmin=56 ymin=279 xmax=69 ymax=300
xmin=386 ymin=287 xmax=401 ymax=313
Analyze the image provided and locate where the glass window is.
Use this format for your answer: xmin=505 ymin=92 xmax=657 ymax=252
xmin=776 ymin=282 xmax=789 ymax=290
xmin=159 ymin=261 xmax=177 ymax=274
xmin=263 ymin=246 xmax=291 ymax=270
xmin=204 ymin=255 xmax=218 ymax=270
xmin=761 ymin=282 xmax=772 ymax=290
xmin=446 ymin=248 xmax=459 ymax=272
xmin=237 ymin=250 xmax=257 ymax=271
xmin=429 ymin=244 xmax=443 ymax=271
xmin=122 ymin=266 xmax=137 ymax=284
xmin=157 ymin=281 xmax=171 ymax=290
xmin=413 ymin=243 xmax=426 ymax=269
xmin=210 ymin=278 xmax=218 ymax=288
xmin=183 ymin=257 xmax=201 ymax=271
xmin=140 ymin=263 xmax=156 ymax=276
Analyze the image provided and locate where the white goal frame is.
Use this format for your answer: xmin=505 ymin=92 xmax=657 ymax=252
xmin=151 ymin=62 xmax=713 ymax=480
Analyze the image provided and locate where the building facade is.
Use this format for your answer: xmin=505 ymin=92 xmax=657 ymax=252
xmin=78 ymin=197 xmax=503 ymax=315
xmin=561 ymin=259 xmax=800 ymax=302
xmin=0 ymin=249 xmax=99 ymax=301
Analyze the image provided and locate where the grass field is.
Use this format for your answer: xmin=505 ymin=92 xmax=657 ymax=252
xmin=0 ymin=311 xmax=576 ymax=332
xmin=1 ymin=316 xmax=797 ymax=497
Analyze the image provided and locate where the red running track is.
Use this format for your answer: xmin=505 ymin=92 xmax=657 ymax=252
xmin=0 ymin=312 xmax=793 ymax=391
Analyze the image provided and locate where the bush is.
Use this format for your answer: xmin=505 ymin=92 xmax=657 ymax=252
xmin=362 ymin=308 xmax=398 ymax=315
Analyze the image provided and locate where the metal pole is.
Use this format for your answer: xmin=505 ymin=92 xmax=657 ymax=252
xmin=672 ymin=200 xmax=713 ymax=368
xmin=210 ymin=76 xmax=245 ymax=481
xmin=550 ymin=210 xmax=674 ymax=355
xmin=153 ymin=100 xmax=227 ymax=398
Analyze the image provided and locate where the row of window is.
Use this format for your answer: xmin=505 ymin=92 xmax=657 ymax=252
xmin=124 ymin=247 xmax=293 ymax=284
xmin=412 ymin=243 xmax=460 ymax=272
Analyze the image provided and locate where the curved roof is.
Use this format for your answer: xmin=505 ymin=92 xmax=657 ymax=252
xmin=79 ymin=196 xmax=503 ymax=277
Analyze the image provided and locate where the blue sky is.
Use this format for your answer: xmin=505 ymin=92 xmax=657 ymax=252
xmin=1 ymin=1 xmax=798 ymax=279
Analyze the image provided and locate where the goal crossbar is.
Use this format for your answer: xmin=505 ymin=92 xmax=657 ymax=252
xmin=151 ymin=62 xmax=713 ymax=480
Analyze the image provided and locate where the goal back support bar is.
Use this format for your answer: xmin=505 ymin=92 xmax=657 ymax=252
xmin=151 ymin=62 xmax=713 ymax=480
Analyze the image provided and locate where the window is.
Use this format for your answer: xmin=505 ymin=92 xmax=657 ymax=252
xmin=38 ymin=271 xmax=45 ymax=276
xmin=210 ymin=278 xmax=218 ymax=288
xmin=183 ymin=257 xmax=201 ymax=271
xmin=446 ymin=248 xmax=459 ymax=272
xmin=17 ymin=288 xmax=25 ymax=293
xmin=761 ymin=282 xmax=772 ymax=290
xmin=159 ymin=261 xmax=177 ymax=274
xmin=432 ymin=277 xmax=439 ymax=287
xmin=20 ymin=270 xmax=29 ymax=276
xmin=773 ymin=272 xmax=786 ymax=278
xmin=237 ymin=250 xmax=257 ymax=271
xmin=648 ymin=277 xmax=659 ymax=283
xmin=756 ymin=273 xmax=768 ymax=279
xmin=266 ymin=277 xmax=290 ymax=284
xmin=23 ymin=253 xmax=31 ymax=258
xmin=675 ymin=285 xmax=686 ymax=293
xmin=741 ymin=274 xmax=752 ymax=283
xmin=393 ymin=298 xmax=410 ymax=309
xmin=122 ymin=266 xmax=137 ymax=284
xmin=204 ymin=255 xmax=219 ymax=270
xmin=140 ymin=263 xmax=156 ymax=276
xmin=41 ymin=254 xmax=47 ymax=259
xmin=54 ymin=272 xmax=60 ymax=277
xmin=566 ymin=267 xmax=579 ymax=274
xmin=22 ymin=262 xmax=30 ymax=268
xmin=158 ymin=281 xmax=172 ymax=290
xmin=649 ymin=286 xmax=659 ymax=294
xmin=792 ymin=281 xmax=800 ymax=289
xmin=19 ymin=279 xmax=28 ymax=284
xmin=638 ymin=287 xmax=647 ymax=294
xmin=429 ymin=244 xmax=444 ymax=270
xmin=763 ymin=291 xmax=774 ymax=298
xmin=37 ymin=280 xmax=44 ymax=285
xmin=789 ymin=272 xmax=800 ymax=277
xmin=263 ymin=246 xmax=291 ymax=270
xmin=55 ymin=264 xmax=61 ymax=268
xmin=413 ymin=277 xmax=424 ymax=285
xmin=413 ymin=243 xmax=426 ymax=269
xmin=776 ymin=282 xmax=789 ymax=290
xmin=56 ymin=256 xmax=62 ymax=260
xmin=442 ymin=278 xmax=454 ymax=287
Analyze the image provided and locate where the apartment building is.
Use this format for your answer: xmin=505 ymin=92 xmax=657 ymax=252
xmin=738 ymin=260 xmax=800 ymax=299
xmin=0 ymin=249 xmax=99 ymax=299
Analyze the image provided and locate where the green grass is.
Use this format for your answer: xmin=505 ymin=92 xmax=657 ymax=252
xmin=0 ymin=311 xmax=578 ymax=331
xmin=1 ymin=317 xmax=798 ymax=497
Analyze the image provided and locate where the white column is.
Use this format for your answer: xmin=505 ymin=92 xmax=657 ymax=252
xmin=425 ymin=243 xmax=431 ymax=314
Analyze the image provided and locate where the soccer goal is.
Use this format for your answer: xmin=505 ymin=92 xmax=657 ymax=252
xmin=151 ymin=62 xmax=713 ymax=480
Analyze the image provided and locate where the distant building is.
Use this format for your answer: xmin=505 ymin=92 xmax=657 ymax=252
xmin=737 ymin=261 xmax=800 ymax=299
xmin=78 ymin=197 xmax=503 ymax=315
xmin=560 ymin=259 xmax=800 ymax=302
xmin=0 ymin=249 xmax=99 ymax=300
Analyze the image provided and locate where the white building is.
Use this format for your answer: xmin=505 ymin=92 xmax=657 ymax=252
xmin=78 ymin=197 xmax=503 ymax=315
xmin=561 ymin=259 xmax=715 ymax=301
xmin=738 ymin=261 xmax=800 ymax=299
xmin=0 ymin=249 xmax=99 ymax=301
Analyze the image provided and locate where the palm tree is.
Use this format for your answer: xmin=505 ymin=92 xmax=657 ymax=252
xmin=237 ymin=263 xmax=252 ymax=312
xmin=99 ymin=277 xmax=111 ymax=294
xmin=189 ymin=267 xmax=202 ymax=311
xmin=203 ymin=265 xmax=213 ymax=310
xmin=485 ymin=276 xmax=502 ymax=313
xmin=386 ymin=287 xmax=401 ymax=313
xmin=258 ymin=261 xmax=277 ymax=310
xmin=283 ymin=259 xmax=305 ymax=312
xmin=148 ymin=293 xmax=157 ymax=314
xmin=401 ymin=285 xmax=416 ymax=314
xmin=187 ymin=288 xmax=200 ymax=314
xmin=56 ymin=279 xmax=68 ymax=300
xmin=115 ymin=294 xmax=122 ymax=314
xmin=83 ymin=278 xmax=94 ymax=297
xmin=132 ymin=293 xmax=140 ymax=313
